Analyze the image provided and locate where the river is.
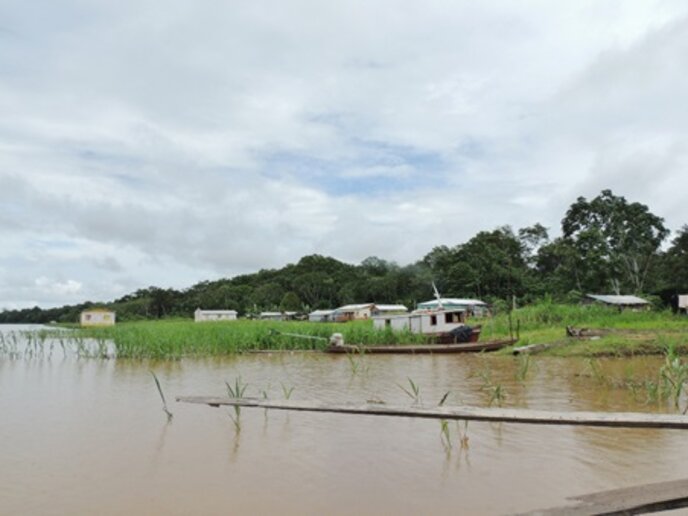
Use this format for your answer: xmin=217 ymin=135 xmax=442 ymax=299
xmin=1 ymin=324 xmax=687 ymax=515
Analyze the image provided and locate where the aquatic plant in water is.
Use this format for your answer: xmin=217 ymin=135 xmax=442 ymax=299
xmin=150 ymin=371 xmax=173 ymax=421
xmin=226 ymin=377 xmax=248 ymax=431
xmin=280 ymin=382 xmax=295 ymax=400
xmin=397 ymin=377 xmax=421 ymax=404
xmin=660 ymin=347 xmax=688 ymax=412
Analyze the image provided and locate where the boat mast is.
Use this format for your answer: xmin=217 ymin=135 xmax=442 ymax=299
xmin=432 ymin=281 xmax=443 ymax=310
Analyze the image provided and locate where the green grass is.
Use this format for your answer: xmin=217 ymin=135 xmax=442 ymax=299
xmin=12 ymin=301 xmax=688 ymax=359
xmin=76 ymin=319 xmax=426 ymax=359
xmin=477 ymin=302 xmax=688 ymax=357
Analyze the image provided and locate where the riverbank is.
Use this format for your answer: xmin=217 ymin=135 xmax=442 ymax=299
xmin=481 ymin=303 xmax=688 ymax=357
xmin=24 ymin=302 xmax=688 ymax=359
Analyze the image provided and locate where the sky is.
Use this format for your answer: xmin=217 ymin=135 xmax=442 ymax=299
xmin=1 ymin=1 xmax=688 ymax=309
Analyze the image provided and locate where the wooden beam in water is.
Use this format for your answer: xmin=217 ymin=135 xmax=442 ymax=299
xmin=175 ymin=396 xmax=688 ymax=429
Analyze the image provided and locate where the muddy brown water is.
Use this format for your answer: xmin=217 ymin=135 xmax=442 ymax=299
xmin=2 ymin=325 xmax=688 ymax=515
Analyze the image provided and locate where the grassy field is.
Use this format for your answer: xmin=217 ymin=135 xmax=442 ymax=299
xmin=479 ymin=302 xmax=688 ymax=356
xmin=77 ymin=319 xmax=426 ymax=358
xmin=41 ymin=302 xmax=687 ymax=359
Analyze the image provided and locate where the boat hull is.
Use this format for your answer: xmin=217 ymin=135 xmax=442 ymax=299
xmin=325 ymin=339 xmax=516 ymax=354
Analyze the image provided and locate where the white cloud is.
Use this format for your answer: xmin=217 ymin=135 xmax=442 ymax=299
xmin=1 ymin=0 xmax=688 ymax=308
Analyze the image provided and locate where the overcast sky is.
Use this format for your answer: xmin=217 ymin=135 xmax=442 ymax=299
xmin=1 ymin=1 xmax=687 ymax=309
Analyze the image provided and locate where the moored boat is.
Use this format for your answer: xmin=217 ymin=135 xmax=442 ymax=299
xmin=324 ymin=338 xmax=516 ymax=354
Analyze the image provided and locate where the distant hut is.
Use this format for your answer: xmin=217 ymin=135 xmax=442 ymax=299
xmin=333 ymin=303 xmax=375 ymax=322
xmin=194 ymin=309 xmax=238 ymax=322
xmin=80 ymin=308 xmax=116 ymax=327
xmin=584 ymin=294 xmax=650 ymax=311
xmin=678 ymin=295 xmax=688 ymax=315
xmin=260 ymin=311 xmax=298 ymax=321
xmin=308 ymin=309 xmax=335 ymax=322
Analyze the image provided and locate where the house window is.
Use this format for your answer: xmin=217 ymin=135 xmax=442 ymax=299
xmin=445 ymin=313 xmax=453 ymax=324
xmin=385 ymin=319 xmax=391 ymax=327
xmin=430 ymin=315 xmax=437 ymax=326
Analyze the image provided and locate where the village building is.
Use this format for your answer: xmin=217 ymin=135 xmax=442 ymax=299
xmin=584 ymin=294 xmax=650 ymax=310
xmin=308 ymin=309 xmax=336 ymax=322
xmin=194 ymin=309 xmax=238 ymax=322
xmin=678 ymin=295 xmax=688 ymax=314
xmin=333 ymin=303 xmax=409 ymax=322
xmin=333 ymin=303 xmax=375 ymax=322
xmin=416 ymin=298 xmax=490 ymax=317
xmin=80 ymin=308 xmax=116 ymax=327
xmin=260 ymin=311 xmax=298 ymax=321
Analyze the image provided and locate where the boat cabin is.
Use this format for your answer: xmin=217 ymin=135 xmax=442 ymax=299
xmin=373 ymin=308 xmax=468 ymax=336
xmin=416 ymin=298 xmax=490 ymax=317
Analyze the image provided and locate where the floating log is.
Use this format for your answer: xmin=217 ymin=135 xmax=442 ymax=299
xmin=512 ymin=341 xmax=569 ymax=356
xmin=520 ymin=477 xmax=688 ymax=515
xmin=566 ymin=326 xmax=611 ymax=338
xmin=175 ymin=397 xmax=688 ymax=429
xmin=324 ymin=338 xmax=516 ymax=355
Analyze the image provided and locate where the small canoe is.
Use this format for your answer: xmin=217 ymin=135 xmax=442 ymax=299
xmin=324 ymin=338 xmax=517 ymax=354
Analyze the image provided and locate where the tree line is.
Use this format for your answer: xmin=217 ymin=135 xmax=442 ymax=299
xmin=3 ymin=189 xmax=688 ymax=324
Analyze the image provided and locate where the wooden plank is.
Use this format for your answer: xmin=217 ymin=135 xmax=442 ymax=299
xmin=519 ymin=478 xmax=688 ymax=515
xmin=175 ymin=397 xmax=688 ymax=429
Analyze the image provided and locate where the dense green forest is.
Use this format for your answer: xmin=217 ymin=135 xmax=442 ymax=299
xmin=2 ymin=190 xmax=688 ymax=324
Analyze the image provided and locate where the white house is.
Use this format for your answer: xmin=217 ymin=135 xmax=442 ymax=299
xmin=80 ymin=309 xmax=116 ymax=327
xmin=194 ymin=309 xmax=238 ymax=322
xmin=333 ymin=303 xmax=375 ymax=322
xmin=416 ymin=298 xmax=490 ymax=317
xmin=678 ymin=295 xmax=688 ymax=314
xmin=260 ymin=311 xmax=298 ymax=321
xmin=308 ymin=309 xmax=336 ymax=322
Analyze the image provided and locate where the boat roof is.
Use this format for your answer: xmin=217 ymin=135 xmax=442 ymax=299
xmin=374 ymin=304 xmax=408 ymax=311
xmin=376 ymin=307 xmax=466 ymax=319
xmin=586 ymin=294 xmax=649 ymax=305
xmin=417 ymin=298 xmax=487 ymax=307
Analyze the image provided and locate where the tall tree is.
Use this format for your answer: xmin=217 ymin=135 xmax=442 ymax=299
xmin=659 ymin=225 xmax=688 ymax=294
xmin=561 ymin=189 xmax=669 ymax=294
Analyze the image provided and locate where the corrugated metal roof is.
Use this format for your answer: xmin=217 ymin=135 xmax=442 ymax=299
xmin=336 ymin=303 xmax=375 ymax=311
xmin=586 ymin=294 xmax=649 ymax=305
xmin=309 ymin=309 xmax=335 ymax=316
xmin=196 ymin=309 xmax=237 ymax=314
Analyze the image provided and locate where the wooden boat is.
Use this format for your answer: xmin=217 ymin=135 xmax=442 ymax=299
xmin=324 ymin=338 xmax=517 ymax=354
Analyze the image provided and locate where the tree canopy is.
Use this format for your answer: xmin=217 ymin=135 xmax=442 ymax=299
xmin=1 ymin=190 xmax=683 ymax=323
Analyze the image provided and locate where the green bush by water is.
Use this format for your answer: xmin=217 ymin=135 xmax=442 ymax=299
xmin=79 ymin=319 xmax=426 ymax=358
